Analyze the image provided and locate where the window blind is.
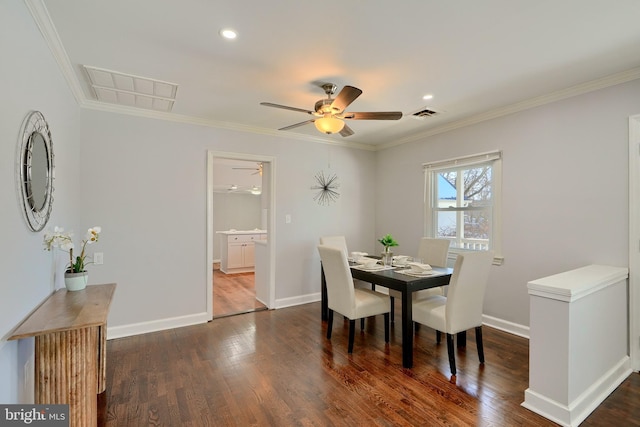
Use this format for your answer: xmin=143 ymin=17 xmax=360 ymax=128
xmin=422 ymin=150 xmax=501 ymax=172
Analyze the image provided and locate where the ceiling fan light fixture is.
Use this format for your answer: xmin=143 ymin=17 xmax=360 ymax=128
xmin=314 ymin=116 xmax=344 ymax=134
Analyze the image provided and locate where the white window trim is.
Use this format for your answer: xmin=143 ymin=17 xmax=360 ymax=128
xmin=423 ymin=150 xmax=504 ymax=265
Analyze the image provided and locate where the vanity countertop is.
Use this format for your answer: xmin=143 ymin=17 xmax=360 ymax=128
xmin=216 ymin=229 xmax=267 ymax=235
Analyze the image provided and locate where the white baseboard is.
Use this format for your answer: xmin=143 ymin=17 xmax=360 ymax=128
xmin=522 ymin=356 xmax=632 ymax=427
xmin=275 ymin=292 xmax=320 ymax=309
xmin=103 ymin=301 xmax=528 ymax=342
xmin=482 ymin=314 xmax=530 ymax=339
xmin=106 ymin=312 xmax=210 ymax=340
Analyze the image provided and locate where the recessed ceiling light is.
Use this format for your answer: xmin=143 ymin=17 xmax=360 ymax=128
xmin=220 ymin=29 xmax=237 ymax=39
xmin=422 ymin=94 xmax=433 ymax=100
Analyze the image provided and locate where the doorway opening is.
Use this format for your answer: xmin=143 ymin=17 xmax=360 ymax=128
xmin=206 ymin=152 xmax=276 ymax=320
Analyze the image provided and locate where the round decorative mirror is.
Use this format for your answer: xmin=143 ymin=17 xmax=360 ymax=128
xmin=18 ymin=111 xmax=54 ymax=232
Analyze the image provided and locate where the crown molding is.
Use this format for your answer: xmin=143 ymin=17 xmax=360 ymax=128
xmin=380 ymin=67 xmax=640 ymax=150
xmin=24 ymin=0 xmax=85 ymax=104
xmin=80 ymin=99 xmax=376 ymax=151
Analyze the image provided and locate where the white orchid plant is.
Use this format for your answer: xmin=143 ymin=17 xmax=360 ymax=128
xmin=44 ymin=226 xmax=102 ymax=273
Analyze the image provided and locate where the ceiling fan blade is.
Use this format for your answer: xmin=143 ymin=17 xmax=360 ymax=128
xmin=233 ymin=162 xmax=262 ymax=171
xmin=260 ymin=102 xmax=314 ymax=115
xmin=339 ymin=123 xmax=354 ymax=137
xmin=279 ymin=120 xmax=314 ymax=131
xmin=342 ymin=111 xmax=403 ymax=120
xmin=330 ymin=86 xmax=362 ymax=113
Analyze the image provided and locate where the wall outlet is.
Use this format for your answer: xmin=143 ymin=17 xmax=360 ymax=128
xmin=285 ymin=214 xmax=291 ymax=224
xmin=94 ymin=252 xmax=104 ymax=265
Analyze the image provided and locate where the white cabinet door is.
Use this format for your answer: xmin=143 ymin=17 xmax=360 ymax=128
xmin=243 ymin=242 xmax=255 ymax=267
xmin=227 ymin=243 xmax=245 ymax=268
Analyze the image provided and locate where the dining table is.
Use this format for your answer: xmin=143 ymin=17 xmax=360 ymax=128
xmin=320 ymin=261 xmax=453 ymax=369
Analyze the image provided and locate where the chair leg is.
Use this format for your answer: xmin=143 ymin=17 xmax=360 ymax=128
xmin=436 ymin=330 xmax=441 ymax=344
xmin=390 ymin=296 xmax=395 ymax=322
xmin=457 ymin=331 xmax=467 ymax=348
xmin=446 ymin=333 xmax=456 ymax=376
xmin=327 ymin=309 xmax=334 ymax=339
xmin=348 ymin=320 xmax=356 ymax=353
xmin=361 ymin=318 xmax=365 ymax=330
xmin=384 ymin=313 xmax=390 ymax=343
xmin=475 ymin=326 xmax=485 ymax=364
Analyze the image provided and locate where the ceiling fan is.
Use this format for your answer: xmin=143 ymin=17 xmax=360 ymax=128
xmin=232 ymin=162 xmax=263 ymax=176
xmin=260 ymin=83 xmax=402 ymax=137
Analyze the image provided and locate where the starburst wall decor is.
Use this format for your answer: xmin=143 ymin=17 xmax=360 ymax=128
xmin=311 ymin=171 xmax=340 ymax=206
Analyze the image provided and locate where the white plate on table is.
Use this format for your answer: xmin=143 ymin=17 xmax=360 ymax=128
xmin=359 ymin=265 xmax=385 ymax=271
xmin=401 ymin=269 xmax=434 ymax=276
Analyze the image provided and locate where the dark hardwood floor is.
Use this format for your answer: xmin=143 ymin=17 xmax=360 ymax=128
xmin=100 ymin=301 xmax=640 ymax=426
xmin=213 ymin=267 xmax=267 ymax=318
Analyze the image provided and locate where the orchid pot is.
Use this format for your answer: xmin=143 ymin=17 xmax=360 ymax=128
xmin=64 ymin=271 xmax=88 ymax=292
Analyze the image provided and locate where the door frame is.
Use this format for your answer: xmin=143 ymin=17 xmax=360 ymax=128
xmin=206 ymin=151 xmax=276 ymax=319
xmin=628 ymin=113 xmax=640 ymax=372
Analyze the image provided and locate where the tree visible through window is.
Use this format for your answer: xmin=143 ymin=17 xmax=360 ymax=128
xmin=436 ymin=167 xmax=492 ymax=249
xmin=424 ymin=152 xmax=501 ymax=255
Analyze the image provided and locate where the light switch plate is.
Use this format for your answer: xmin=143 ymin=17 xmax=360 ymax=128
xmin=94 ymin=252 xmax=104 ymax=265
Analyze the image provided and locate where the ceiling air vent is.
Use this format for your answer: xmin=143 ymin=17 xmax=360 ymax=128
xmin=409 ymin=106 xmax=444 ymax=120
xmin=83 ymin=65 xmax=179 ymax=112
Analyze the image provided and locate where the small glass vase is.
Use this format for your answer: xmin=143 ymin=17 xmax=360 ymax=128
xmin=381 ymin=250 xmax=393 ymax=266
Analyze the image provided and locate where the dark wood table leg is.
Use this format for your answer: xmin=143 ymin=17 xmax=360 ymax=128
xmin=321 ymin=264 xmax=328 ymax=321
xmin=401 ymin=290 xmax=414 ymax=368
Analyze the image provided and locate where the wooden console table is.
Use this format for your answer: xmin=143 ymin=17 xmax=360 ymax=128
xmin=9 ymin=283 xmax=116 ymax=427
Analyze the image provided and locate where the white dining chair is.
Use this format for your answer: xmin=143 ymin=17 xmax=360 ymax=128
xmin=319 ymin=235 xmax=349 ymax=255
xmin=389 ymin=237 xmax=451 ymax=320
xmin=319 ymin=235 xmax=370 ymax=327
xmin=318 ymin=244 xmax=390 ymax=353
xmin=412 ymin=250 xmax=494 ymax=376
xmin=320 ymin=235 xmax=371 ymax=289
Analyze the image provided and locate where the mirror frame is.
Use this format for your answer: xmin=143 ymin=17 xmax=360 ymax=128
xmin=18 ymin=111 xmax=55 ymax=232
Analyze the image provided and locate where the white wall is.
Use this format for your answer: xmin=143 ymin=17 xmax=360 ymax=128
xmin=78 ymin=110 xmax=377 ymax=330
xmin=0 ymin=1 xmax=82 ymax=403
xmin=376 ymin=79 xmax=640 ymax=330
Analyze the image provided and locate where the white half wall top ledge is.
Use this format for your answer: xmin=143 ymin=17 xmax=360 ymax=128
xmin=527 ymin=264 xmax=629 ymax=303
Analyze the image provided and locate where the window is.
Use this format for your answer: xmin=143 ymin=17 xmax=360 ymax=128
xmin=424 ymin=151 xmax=502 ymax=263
